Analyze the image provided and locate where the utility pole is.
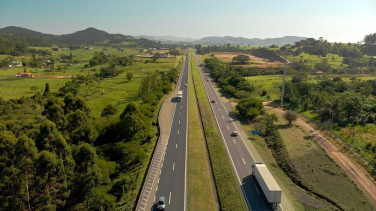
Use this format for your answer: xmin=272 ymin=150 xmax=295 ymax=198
xmin=281 ymin=51 xmax=287 ymax=106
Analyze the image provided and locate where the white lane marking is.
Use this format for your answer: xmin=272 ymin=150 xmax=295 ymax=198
xmin=233 ymin=139 xmax=236 ymax=144
xmin=242 ymin=158 xmax=246 ymax=165
xmin=156 ymin=186 xmax=158 ymax=192
xmin=176 ymin=144 xmax=177 ymax=149
xmin=180 ymin=112 xmax=181 ymax=115
xmin=173 ymin=163 xmax=175 ymax=171
xmin=158 ymin=178 xmax=160 ymax=184
xmin=181 ymin=106 xmax=182 ymax=109
xmin=169 ymin=192 xmax=171 ymax=204
xmin=222 ymin=116 xmax=224 ymax=119
xmin=179 ymin=120 xmax=180 ymax=124
xmin=218 ymin=108 xmax=220 ymax=111
xmin=154 ymin=196 xmax=156 ymax=202
xmin=226 ymin=126 xmax=229 ymax=130
xmin=255 ymin=185 xmax=260 ymax=194
xmin=178 ymin=130 xmax=179 ymax=135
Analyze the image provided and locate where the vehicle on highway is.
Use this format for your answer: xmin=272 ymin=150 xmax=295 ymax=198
xmin=211 ymin=100 xmax=215 ymax=103
xmin=231 ymin=131 xmax=238 ymax=136
xmin=177 ymin=91 xmax=183 ymax=102
xmin=206 ymin=79 xmax=209 ymax=82
xmin=157 ymin=196 xmax=165 ymax=210
xmin=184 ymin=83 xmax=187 ymax=87
xmin=252 ymin=163 xmax=282 ymax=208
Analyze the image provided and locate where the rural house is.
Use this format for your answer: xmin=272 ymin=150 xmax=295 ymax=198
xmin=154 ymin=52 xmax=168 ymax=58
xmin=315 ymin=70 xmax=324 ymax=75
xmin=15 ymin=72 xmax=33 ymax=77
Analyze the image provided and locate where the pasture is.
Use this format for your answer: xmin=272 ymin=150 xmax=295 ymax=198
xmin=0 ymin=51 xmax=181 ymax=118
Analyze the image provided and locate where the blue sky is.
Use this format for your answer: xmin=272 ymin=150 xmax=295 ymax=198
xmin=0 ymin=0 xmax=375 ymax=42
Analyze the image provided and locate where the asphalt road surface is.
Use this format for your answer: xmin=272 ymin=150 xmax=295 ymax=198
xmin=152 ymin=53 xmax=189 ymax=211
xmin=194 ymin=53 xmax=284 ymax=211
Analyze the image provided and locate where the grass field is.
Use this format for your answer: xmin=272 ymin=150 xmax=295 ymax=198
xmin=334 ymin=124 xmax=376 ymax=164
xmin=190 ymin=50 xmax=246 ymax=211
xmin=187 ymin=57 xmax=217 ymax=211
xmin=272 ymin=111 xmax=374 ymax=210
xmin=0 ymin=50 xmax=181 ymax=119
xmin=289 ymin=52 xmax=345 ymax=69
xmin=240 ymin=120 xmax=337 ymax=210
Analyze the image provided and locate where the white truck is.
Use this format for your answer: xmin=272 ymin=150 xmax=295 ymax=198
xmin=253 ymin=163 xmax=282 ymax=208
xmin=177 ymin=91 xmax=183 ymax=102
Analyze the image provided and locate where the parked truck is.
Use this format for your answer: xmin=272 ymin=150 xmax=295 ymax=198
xmin=177 ymin=91 xmax=183 ymax=102
xmin=252 ymin=163 xmax=282 ymax=208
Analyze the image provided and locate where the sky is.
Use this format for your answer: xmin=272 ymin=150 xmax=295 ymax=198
xmin=0 ymin=0 xmax=375 ymax=43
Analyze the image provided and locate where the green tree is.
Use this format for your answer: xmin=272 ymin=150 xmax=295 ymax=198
xmin=101 ymin=105 xmax=118 ymax=117
xmin=235 ymin=98 xmax=264 ymax=120
xmin=232 ymin=55 xmax=251 ymax=64
xmin=35 ymin=120 xmax=72 ymax=159
xmin=126 ymin=72 xmax=134 ymax=81
xmin=33 ymin=150 xmax=67 ymax=209
xmin=42 ymin=99 xmax=66 ymax=129
xmin=43 ymin=83 xmax=50 ymax=96
xmin=283 ymin=110 xmax=298 ymax=124
xmin=15 ymin=135 xmax=38 ymax=210
xmin=30 ymin=85 xmax=39 ymax=93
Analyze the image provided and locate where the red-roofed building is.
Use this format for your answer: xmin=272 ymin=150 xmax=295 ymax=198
xmin=315 ymin=71 xmax=324 ymax=75
xmin=16 ymin=72 xmax=33 ymax=77
xmin=154 ymin=52 xmax=168 ymax=58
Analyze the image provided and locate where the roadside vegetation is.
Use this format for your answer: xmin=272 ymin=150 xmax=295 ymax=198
xmin=197 ymin=33 xmax=376 ymax=210
xmin=190 ymin=50 xmax=246 ymax=211
xmin=187 ymin=57 xmax=217 ymax=210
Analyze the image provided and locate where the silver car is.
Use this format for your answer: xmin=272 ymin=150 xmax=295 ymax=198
xmin=157 ymin=196 xmax=165 ymax=210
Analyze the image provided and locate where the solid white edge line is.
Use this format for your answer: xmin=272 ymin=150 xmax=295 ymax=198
xmin=173 ymin=163 xmax=175 ymax=171
xmin=184 ymin=51 xmax=189 ymax=211
xmin=169 ymin=191 xmax=171 ymax=204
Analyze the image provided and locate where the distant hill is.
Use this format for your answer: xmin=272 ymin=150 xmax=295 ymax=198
xmin=0 ymin=26 xmax=134 ymax=46
xmin=134 ymin=35 xmax=196 ymax=42
xmin=193 ymin=36 xmax=308 ymax=46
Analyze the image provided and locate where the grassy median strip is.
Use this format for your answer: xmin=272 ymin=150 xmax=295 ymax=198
xmin=187 ymin=56 xmax=217 ymax=211
xmin=189 ymin=50 xmax=247 ymax=211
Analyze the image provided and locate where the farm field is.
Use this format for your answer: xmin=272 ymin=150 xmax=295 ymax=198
xmin=263 ymin=106 xmax=375 ymax=210
xmin=206 ymin=52 xmax=284 ymax=68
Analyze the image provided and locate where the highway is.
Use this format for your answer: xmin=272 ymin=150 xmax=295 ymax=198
xmin=194 ymin=52 xmax=284 ymax=211
xmin=151 ymin=53 xmax=189 ymax=211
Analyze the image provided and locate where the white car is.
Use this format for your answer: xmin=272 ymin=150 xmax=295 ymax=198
xmin=231 ymin=131 xmax=238 ymax=136
xmin=157 ymin=196 xmax=165 ymax=210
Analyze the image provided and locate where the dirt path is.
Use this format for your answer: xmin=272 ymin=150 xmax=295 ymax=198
xmin=263 ymin=102 xmax=376 ymax=208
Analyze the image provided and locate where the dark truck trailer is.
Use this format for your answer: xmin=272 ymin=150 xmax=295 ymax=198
xmin=253 ymin=163 xmax=282 ymax=208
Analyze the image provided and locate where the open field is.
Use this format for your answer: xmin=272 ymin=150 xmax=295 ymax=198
xmin=190 ymin=50 xmax=246 ymax=211
xmin=187 ymin=58 xmax=217 ymax=211
xmin=0 ymin=52 xmax=181 ymax=118
xmin=289 ymin=52 xmax=345 ymax=69
xmin=334 ymin=124 xmax=376 ymax=164
xmin=210 ymin=52 xmax=284 ymax=67
xmin=239 ymin=120 xmax=337 ymax=210
xmin=264 ymin=106 xmax=374 ymax=210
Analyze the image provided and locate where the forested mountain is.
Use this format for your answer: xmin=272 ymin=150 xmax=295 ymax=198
xmin=134 ymin=35 xmax=196 ymax=42
xmin=193 ymin=36 xmax=308 ymax=46
xmin=0 ymin=26 xmax=134 ymax=46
